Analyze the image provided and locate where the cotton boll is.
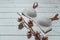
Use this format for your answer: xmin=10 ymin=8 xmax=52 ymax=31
xmin=22 ymin=8 xmax=37 ymax=18
xmin=37 ymin=17 xmax=52 ymax=27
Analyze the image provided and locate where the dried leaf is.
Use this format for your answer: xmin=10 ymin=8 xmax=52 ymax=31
xmin=27 ymin=30 xmax=32 ymax=39
xmin=50 ymin=14 xmax=59 ymax=21
xmin=18 ymin=23 xmax=24 ymax=29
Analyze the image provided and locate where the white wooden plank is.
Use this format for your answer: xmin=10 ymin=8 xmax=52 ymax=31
xmin=0 ymin=4 xmax=60 ymax=8
xmin=0 ymin=26 xmax=27 ymax=35
xmin=37 ymin=8 xmax=60 ymax=13
xmin=0 ymin=8 xmax=60 ymax=13
xmin=0 ymin=13 xmax=60 ymax=18
xmin=0 ymin=13 xmax=18 ymax=18
xmin=38 ymin=4 xmax=60 ymax=8
xmin=0 ymin=8 xmax=23 ymax=12
xmin=0 ymin=4 xmax=32 ymax=8
xmin=48 ymin=36 xmax=60 ymax=40
xmin=1 ymin=0 xmax=60 ymax=3
xmin=0 ymin=0 xmax=34 ymax=4
xmin=0 ymin=19 xmax=18 ymax=25
xmin=0 ymin=0 xmax=60 ymax=4
xmin=37 ymin=0 xmax=60 ymax=4
xmin=0 ymin=36 xmax=34 ymax=40
xmin=0 ymin=36 xmax=60 ymax=40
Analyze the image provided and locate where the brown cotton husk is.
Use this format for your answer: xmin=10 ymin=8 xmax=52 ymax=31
xmin=27 ymin=20 xmax=33 ymax=28
xmin=42 ymin=36 xmax=48 ymax=40
xmin=27 ymin=30 xmax=32 ymax=39
xmin=35 ymin=31 xmax=41 ymax=40
xmin=18 ymin=23 xmax=24 ymax=29
xmin=33 ymin=2 xmax=38 ymax=9
xmin=18 ymin=17 xmax=23 ymax=22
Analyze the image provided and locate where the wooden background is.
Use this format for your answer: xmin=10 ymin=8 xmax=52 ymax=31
xmin=0 ymin=0 xmax=60 ymax=40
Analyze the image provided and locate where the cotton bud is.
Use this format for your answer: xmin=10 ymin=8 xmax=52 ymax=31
xmin=27 ymin=30 xmax=32 ymax=39
xmin=27 ymin=20 xmax=33 ymax=28
xmin=42 ymin=35 xmax=48 ymax=40
xmin=35 ymin=31 xmax=40 ymax=37
xmin=18 ymin=23 xmax=24 ymax=29
xmin=35 ymin=31 xmax=39 ymax=35
xmin=35 ymin=31 xmax=41 ymax=40
xmin=33 ymin=2 xmax=38 ymax=9
xmin=18 ymin=17 xmax=23 ymax=22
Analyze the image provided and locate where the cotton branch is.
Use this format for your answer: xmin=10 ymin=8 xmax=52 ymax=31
xmin=17 ymin=12 xmax=48 ymax=40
